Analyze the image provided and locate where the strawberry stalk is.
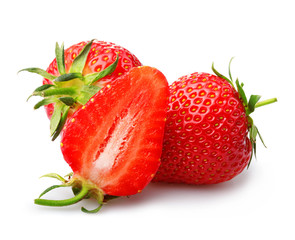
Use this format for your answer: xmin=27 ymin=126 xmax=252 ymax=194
xmin=212 ymin=58 xmax=277 ymax=166
xmin=35 ymin=184 xmax=90 ymax=207
xmin=255 ymin=98 xmax=278 ymax=108
xmin=34 ymin=173 xmax=108 ymax=213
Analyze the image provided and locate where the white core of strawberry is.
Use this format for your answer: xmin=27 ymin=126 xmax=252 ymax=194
xmin=91 ymin=110 xmax=135 ymax=177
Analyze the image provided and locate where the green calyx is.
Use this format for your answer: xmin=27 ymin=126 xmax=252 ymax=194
xmin=212 ymin=58 xmax=277 ymax=167
xmin=34 ymin=172 xmax=118 ymax=213
xmin=19 ymin=40 xmax=119 ymax=140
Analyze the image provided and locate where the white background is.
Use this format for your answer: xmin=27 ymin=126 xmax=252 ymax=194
xmin=1 ymin=0 xmax=294 ymax=239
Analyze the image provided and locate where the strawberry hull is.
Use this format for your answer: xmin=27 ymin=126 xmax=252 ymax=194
xmin=43 ymin=40 xmax=142 ymax=119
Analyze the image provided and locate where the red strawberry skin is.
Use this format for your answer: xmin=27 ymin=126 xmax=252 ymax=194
xmin=153 ymin=72 xmax=252 ymax=184
xmin=61 ymin=66 xmax=169 ymax=196
xmin=43 ymin=40 xmax=142 ymax=118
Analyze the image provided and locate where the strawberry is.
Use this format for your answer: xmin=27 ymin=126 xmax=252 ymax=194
xmin=34 ymin=66 xmax=169 ymax=212
xmin=153 ymin=59 xmax=277 ymax=185
xmin=20 ymin=40 xmax=141 ymax=140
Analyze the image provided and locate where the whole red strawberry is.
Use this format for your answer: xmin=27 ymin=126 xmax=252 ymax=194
xmin=34 ymin=66 xmax=169 ymax=212
xmin=20 ymin=40 xmax=141 ymax=140
xmin=153 ymin=60 xmax=277 ymax=184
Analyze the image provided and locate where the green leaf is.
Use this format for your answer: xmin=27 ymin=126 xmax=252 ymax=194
xmin=81 ymin=85 xmax=101 ymax=95
xmin=50 ymin=102 xmax=63 ymax=136
xmin=40 ymin=173 xmax=67 ymax=183
xmin=76 ymin=85 xmax=101 ymax=105
xmin=34 ymin=98 xmax=57 ymax=109
xmin=235 ymin=78 xmax=247 ymax=105
xmin=81 ymin=204 xmax=103 ymax=214
xmin=76 ymin=92 xmax=93 ymax=105
xmin=253 ymin=142 xmax=257 ymax=159
xmin=39 ymin=185 xmax=67 ymax=198
xmin=59 ymin=97 xmax=75 ymax=106
xmin=27 ymin=84 xmax=55 ymax=101
xmin=69 ymin=40 xmax=94 ymax=74
xmin=84 ymin=54 xmax=119 ymax=85
xmin=248 ymin=95 xmax=261 ymax=114
xmin=256 ymin=126 xmax=267 ymax=148
xmin=228 ymin=57 xmax=234 ymax=81
xmin=51 ymin=106 xmax=70 ymax=141
xmin=55 ymin=42 xmax=66 ymax=75
xmin=18 ymin=68 xmax=56 ymax=81
xmin=33 ymin=84 xmax=55 ymax=92
xmin=42 ymin=87 xmax=78 ymax=97
xmin=211 ymin=62 xmax=234 ymax=87
xmin=247 ymin=141 xmax=256 ymax=169
xmin=250 ymin=124 xmax=258 ymax=143
xmin=247 ymin=124 xmax=259 ymax=169
xmin=54 ymin=72 xmax=83 ymax=82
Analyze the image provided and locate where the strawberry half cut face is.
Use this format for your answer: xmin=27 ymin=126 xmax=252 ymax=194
xmin=34 ymin=66 xmax=169 ymax=212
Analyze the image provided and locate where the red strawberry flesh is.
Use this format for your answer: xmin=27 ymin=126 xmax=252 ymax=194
xmin=61 ymin=66 xmax=169 ymax=196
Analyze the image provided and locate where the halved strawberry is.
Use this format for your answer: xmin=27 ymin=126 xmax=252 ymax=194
xmin=34 ymin=66 xmax=169 ymax=212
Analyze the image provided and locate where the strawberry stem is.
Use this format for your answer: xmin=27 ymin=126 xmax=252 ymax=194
xmin=255 ymin=98 xmax=278 ymax=108
xmin=34 ymin=184 xmax=90 ymax=207
xmin=35 ymin=174 xmax=106 ymax=213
